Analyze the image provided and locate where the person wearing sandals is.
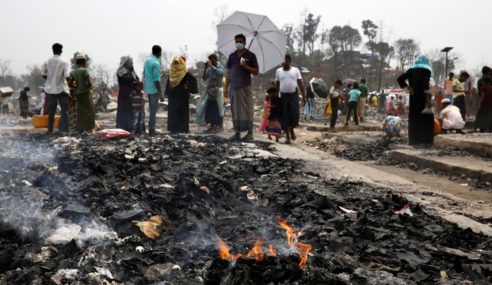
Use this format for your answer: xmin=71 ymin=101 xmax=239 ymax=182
xmin=275 ymin=54 xmax=306 ymax=144
xmin=223 ymin=33 xmax=259 ymax=142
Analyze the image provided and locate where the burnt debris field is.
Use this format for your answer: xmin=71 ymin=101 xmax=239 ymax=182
xmin=0 ymin=134 xmax=491 ymax=284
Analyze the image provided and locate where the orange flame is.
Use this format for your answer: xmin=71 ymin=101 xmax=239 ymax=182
xmin=217 ymin=240 xmax=234 ymax=260
xmin=279 ymin=219 xmax=312 ymax=267
xmin=268 ymin=244 xmax=277 ymax=257
xmin=217 ymin=219 xmax=312 ymax=268
xmin=296 ymin=242 xmax=312 ymax=267
xmin=247 ymin=239 xmax=264 ymax=262
xmin=279 ymin=219 xmax=296 ymax=247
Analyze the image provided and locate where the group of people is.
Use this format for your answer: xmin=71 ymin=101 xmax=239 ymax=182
xmin=259 ymin=54 xmax=306 ymax=144
xmin=396 ymin=54 xmax=492 ymax=144
xmin=40 ymin=39 xmax=492 ymax=144
xmin=112 ymin=34 xmax=261 ymax=138
xmin=302 ymin=78 xmax=369 ymax=127
xmin=445 ymin=67 xmax=492 ymax=133
xmin=115 ymin=45 xmax=198 ymax=136
xmin=322 ymin=79 xmax=369 ymax=129
xmin=259 ymin=72 xmax=374 ymax=143
xmin=41 ymin=34 xmax=258 ymax=138
xmin=42 ymin=43 xmax=95 ymax=133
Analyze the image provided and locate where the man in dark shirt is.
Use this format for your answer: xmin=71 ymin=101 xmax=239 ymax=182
xmin=223 ymin=33 xmax=259 ymax=141
xmin=19 ymin=87 xmax=30 ymax=118
xmin=358 ymin=79 xmax=368 ymax=122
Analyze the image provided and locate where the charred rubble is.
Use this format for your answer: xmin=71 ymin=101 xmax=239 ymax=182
xmin=0 ymin=133 xmax=491 ymax=284
xmin=311 ymin=136 xmax=491 ymax=190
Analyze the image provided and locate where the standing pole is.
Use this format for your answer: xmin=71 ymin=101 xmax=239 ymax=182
xmin=444 ymin=51 xmax=449 ymax=79
xmin=441 ymin=47 xmax=453 ymax=83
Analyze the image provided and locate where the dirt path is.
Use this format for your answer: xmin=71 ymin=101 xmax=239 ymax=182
xmin=257 ymin=127 xmax=492 ymax=236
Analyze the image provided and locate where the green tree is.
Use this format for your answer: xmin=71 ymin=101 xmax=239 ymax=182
xmin=295 ymin=12 xmax=321 ymax=60
xmin=282 ymin=24 xmax=296 ymax=54
xmin=91 ymin=64 xmax=114 ymax=98
xmin=342 ymin=25 xmax=362 ymax=53
xmin=328 ymin=25 xmax=362 ymax=77
xmin=361 ymin=20 xmax=379 ymax=86
xmin=375 ymin=41 xmax=394 ymax=90
xmin=21 ymin=65 xmax=44 ymax=95
xmin=0 ymin=59 xmax=13 ymax=77
xmin=361 ymin=20 xmax=378 ymax=41
xmin=427 ymin=49 xmax=457 ymax=83
xmin=328 ymin=26 xmax=343 ymax=77
xmin=0 ymin=59 xmax=22 ymax=90
xmin=304 ymin=13 xmax=321 ymax=54
xmin=320 ymin=27 xmax=329 ymax=52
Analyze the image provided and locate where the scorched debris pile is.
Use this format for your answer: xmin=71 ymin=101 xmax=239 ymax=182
xmin=0 ymin=134 xmax=491 ymax=284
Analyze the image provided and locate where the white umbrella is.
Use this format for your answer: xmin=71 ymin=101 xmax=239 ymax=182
xmin=217 ymin=11 xmax=287 ymax=74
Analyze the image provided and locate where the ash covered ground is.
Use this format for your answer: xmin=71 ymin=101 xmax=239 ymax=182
xmin=0 ymin=133 xmax=491 ymax=284
xmin=308 ymin=135 xmax=491 ymax=190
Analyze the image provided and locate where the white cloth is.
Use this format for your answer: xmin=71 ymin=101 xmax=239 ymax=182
xmin=275 ymin=67 xmax=301 ymax=93
xmin=309 ymin=78 xmax=319 ymax=97
xmin=440 ymin=105 xmax=465 ymax=130
xmin=329 ymin=86 xmax=341 ymax=98
xmin=117 ymin=56 xmax=137 ymax=79
xmin=42 ymin=55 xmax=70 ymax=94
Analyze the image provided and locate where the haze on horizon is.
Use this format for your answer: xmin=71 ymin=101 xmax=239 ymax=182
xmin=1 ymin=0 xmax=491 ymax=76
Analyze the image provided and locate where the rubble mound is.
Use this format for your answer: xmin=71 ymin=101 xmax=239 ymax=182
xmin=333 ymin=138 xmax=404 ymax=161
xmin=0 ymin=134 xmax=491 ymax=284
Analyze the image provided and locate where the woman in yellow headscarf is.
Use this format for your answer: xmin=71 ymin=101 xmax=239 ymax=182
xmin=165 ymin=56 xmax=198 ymax=133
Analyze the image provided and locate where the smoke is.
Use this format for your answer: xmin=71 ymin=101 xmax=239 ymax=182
xmin=0 ymin=133 xmax=55 ymax=166
xmin=0 ymin=190 xmax=57 ymax=238
xmin=0 ymin=185 xmax=117 ymax=246
xmin=0 ymin=117 xmax=20 ymax=127
xmin=0 ymin=134 xmax=117 ymax=246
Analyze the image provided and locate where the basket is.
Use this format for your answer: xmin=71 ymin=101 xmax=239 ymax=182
xmin=32 ymin=115 xmax=60 ymax=128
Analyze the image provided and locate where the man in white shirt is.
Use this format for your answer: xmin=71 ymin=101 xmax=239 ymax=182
xmin=275 ymin=54 xmax=306 ymax=144
xmin=42 ymin=43 xmax=70 ymax=133
xmin=440 ymin=98 xmax=465 ymax=133
xmin=328 ymin=79 xmax=343 ymax=129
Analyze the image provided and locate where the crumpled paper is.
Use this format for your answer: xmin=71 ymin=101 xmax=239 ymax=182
xmin=134 ymin=215 xmax=164 ymax=239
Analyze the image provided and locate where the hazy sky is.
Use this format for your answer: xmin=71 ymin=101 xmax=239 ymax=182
xmin=2 ymin=0 xmax=491 ymax=75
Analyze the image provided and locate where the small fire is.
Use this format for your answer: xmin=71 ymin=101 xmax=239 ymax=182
xmin=296 ymin=242 xmax=312 ymax=267
xmin=217 ymin=240 xmax=234 ymax=260
xmin=217 ymin=240 xmax=243 ymax=261
xmin=279 ymin=219 xmax=312 ymax=267
xmin=218 ymin=239 xmax=274 ymax=263
xmin=217 ymin=219 xmax=312 ymax=267
xmin=268 ymin=244 xmax=277 ymax=257
xmin=279 ymin=219 xmax=295 ymax=246
xmin=247 ymin=239 xmax=264 ymax=262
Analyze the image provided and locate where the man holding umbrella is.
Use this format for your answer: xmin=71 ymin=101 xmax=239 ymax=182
xmin=223 ymin=34 xmax=259 ymax=141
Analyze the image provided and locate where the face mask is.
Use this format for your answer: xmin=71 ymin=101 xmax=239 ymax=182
xmin=235 ymin=43 xmax=244 ymax=50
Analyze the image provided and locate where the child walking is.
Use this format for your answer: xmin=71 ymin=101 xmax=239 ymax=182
xmin=259 ymin=93 xmax=271 ymax=134
xmin=131 ymin=82 xmax=146 ymax=135
xmin=345 ymin=82 xmax=361 ymax=126
xmin=204 ymin=77 xmax=221 ymax=133
xmin=265 ymin=86 xmax=282 ymax=142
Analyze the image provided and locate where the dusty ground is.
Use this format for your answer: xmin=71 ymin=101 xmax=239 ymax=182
xmin=274 ymin=125 xmax=492 ymax=236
